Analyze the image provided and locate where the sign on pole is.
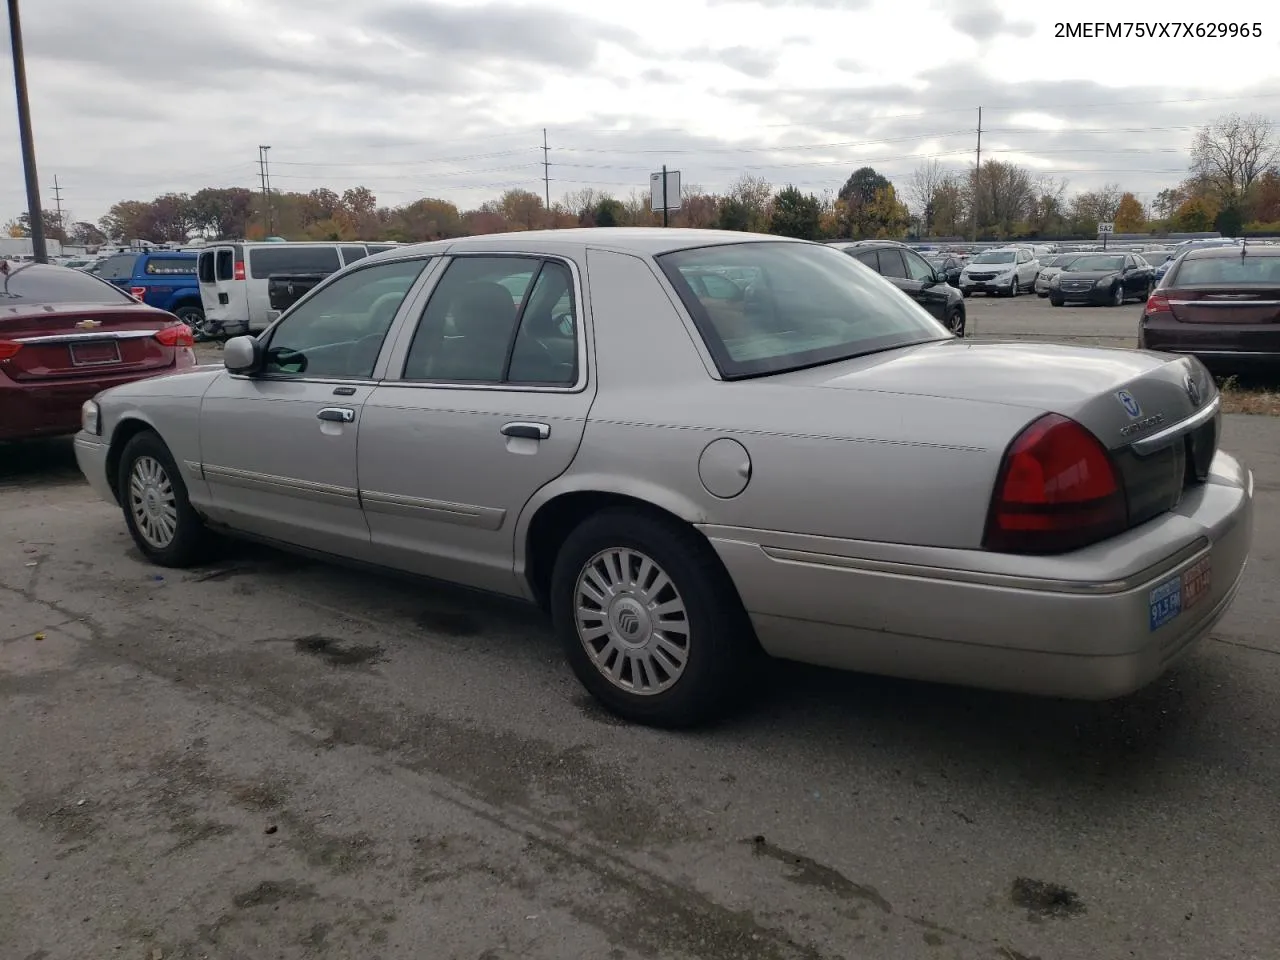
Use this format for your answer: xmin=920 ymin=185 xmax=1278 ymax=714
xmin=649 ymin=169 xmax=682 ymax=213
xmin=1097 ymin=222 xmax=1114 ymax=235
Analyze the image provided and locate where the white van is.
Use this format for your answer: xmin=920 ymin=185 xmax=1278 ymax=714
xmin=196 ymin=241 xmax=400 ymax=336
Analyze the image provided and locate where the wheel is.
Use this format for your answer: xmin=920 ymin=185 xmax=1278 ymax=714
xmin=550 ymin=507 xmax=758 ymax=728
xmin=947 ymin=307 xmax=965 ymax=337
xmin=1109 ymin=283 xmax=1124 ymax=307
xmin=1006 ymin=276 xmax=1017 ymax=297
xmin=173 ymin=303 xmax=205 ymax=329
xmin=1050 ymin=296 xmax=1064 ymax=307
xmin=961 ymin=289 xmax=971 ymax=298
xmin=117 ymin=430 xmax=214 ymax=567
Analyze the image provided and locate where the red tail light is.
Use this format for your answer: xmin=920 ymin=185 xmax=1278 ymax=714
xmin=154 ymin=324 xmax=195 ymax=348
xmin=0 ymin=340 xmax=22 ymax=360
xmin=233 ymin=260 xmax=246 ymax=281
xmin=130 ymin=286 xmax=148 ymax=300
xmin=983 ymin=414 xmax=1128 ymax=554
xmin=1145 ymin=292 xmax=1171 ymax=314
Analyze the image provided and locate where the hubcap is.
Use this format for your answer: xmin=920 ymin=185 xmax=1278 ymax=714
xmin=128 ymin=455 xmax=178 ymax=549
xmin=574 ymin=547 xmax=690 ymax=696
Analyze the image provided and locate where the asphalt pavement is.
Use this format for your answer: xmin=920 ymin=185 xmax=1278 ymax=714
xmin=3 ymin=300 xmax=1278 ymax=960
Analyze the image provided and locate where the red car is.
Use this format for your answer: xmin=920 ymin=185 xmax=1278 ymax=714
xmin=0 ymin=260 xmax=196 ymax=442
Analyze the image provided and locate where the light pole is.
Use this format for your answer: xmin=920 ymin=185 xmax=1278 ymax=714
xmin=6 ymin=0 xmax=47 ymax=262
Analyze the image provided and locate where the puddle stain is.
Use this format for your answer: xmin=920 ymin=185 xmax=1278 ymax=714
xmin=1010 ymin=877 xmax=1085 ymax=919
xmin=744 ymin=835 xmax=892 ymax=914
xmin=230 ymin=878 xmax=318 ymax=909
xmin=290 ymin=635 xmax=386 ymax=668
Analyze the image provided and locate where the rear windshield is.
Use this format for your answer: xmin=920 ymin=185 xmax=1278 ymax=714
xmin=1173 ymin=256 xmax=1280 ymax=285
xmin=1065 ymin=255 xmax=1125 ymax=272
xmin=249 ymin=246 xmax=340 ymax=279
xmin=656 ymin=241 xmax=947 ymax=379
xmin=144 ymin=256 xmax=196 ymax=275
xmin=0 ymin=262 xmax=135 ymax=304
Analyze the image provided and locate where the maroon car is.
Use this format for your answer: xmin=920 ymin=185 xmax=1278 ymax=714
xmin=0 ymin=260 xmax=197 ymax=442
xmin=1140 ymin=245 xmax=1280 ymax=367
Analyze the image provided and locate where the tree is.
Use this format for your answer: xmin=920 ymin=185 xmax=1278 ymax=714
xmin=1113 ymin=193 xmax=1146 ymax=232
xmin=929 ymin=174 xmax=968 ymax=237
xmin=1251 ymin=169 xmax=1280 ymax=224
xmin=837 ymin=184 xmax=910 ymax=239
xmin=1214 ymin=205 xmax=1244 ymax=237
xmin=1190 ymin=113 xmax=1279 ymax=210
xmin=838 ymin=167 xmax=890 ymax=207
xmin=593 ymin=197 xmax=624 ymax=227
xmin=907 ymin=160 xmax=948 ymax=234
xmin=768 ymin=186 xmax=822 ymax=240
xmin=188 ymin=187 xmax=254 ymax=238
xmin=721 ymin=174 xmax=772 ymax=233
xmin=9 ymin=209 xmax=65 ymax=241
xmin=1070 ymin=183 xmax=1123 ymax=234
xmin=1171 ymin=196 xmax=1216 ymax=232
xmin=67 ymin=220 xmax=106 ymax=246
xmin=970 ymin=160 xmax=1035 ymax=237
xmin=498 ymin=189 xmax=544 ymax=230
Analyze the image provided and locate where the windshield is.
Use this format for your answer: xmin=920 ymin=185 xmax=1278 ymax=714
xmin=970 ymin=251 xmax=1015 ymax=264
xmin=657 ymin=241 xmax=948 ymax=379
xmin=1065 ymin=255 xmax=1125 ymax=272
xmin=0 ymin=261 xmax=135 ymax=303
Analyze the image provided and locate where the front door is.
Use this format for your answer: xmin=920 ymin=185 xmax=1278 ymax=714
xmin=900 ymin=248 xmax=951 ymax=320
xmin=358 ymin=253 xmax=595 ymax=596
xmin=198 ymin=256 xmax=434 ymax=557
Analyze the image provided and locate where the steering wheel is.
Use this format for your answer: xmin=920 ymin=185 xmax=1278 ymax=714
xmin=267 ymin=346 xmax=308 ymax=373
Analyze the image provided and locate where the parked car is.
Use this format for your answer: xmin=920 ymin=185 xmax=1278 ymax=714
xmin=0 ymin=260 xmax=196 ymax=443
xmin=94 ymin=249 xmax=205 ymax=331
xmin=831 ymin=240 xmax=966 ymax=334
xmin=1139 ymin=243 xmax=1280 ymax=367
xmin=74 ymin=229 xmax=1251 ymax=727
xmin=197 ymin=241 xmax=399 ymax=338
xmin=1154 ymin=239 xmax=1239 ymax=286
xmin=924 ymin=252 xmax=966 ymax=288
xmin=1048 ymin=253 xmax=1156 ymax=307
xmin=1034 ymin=254 xmax=1082 ymax=296
xmin=958 ymin=248 xmax=1040 ymax=297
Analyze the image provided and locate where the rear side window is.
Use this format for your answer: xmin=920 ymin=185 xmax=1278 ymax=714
xmin=215 ymin=249 xmax=234 ymax=281
xmin=367 ymin=244 xmax=396 ymax=254
xmin=0 ymin=262 xmax=134 ymax=304
xmin=249 ymin=246 xmax=341 ymax=279
xmin=198 ymin=251 xmax=215 ymax=283
xmin=341 ymin=246 xmax=368 ymax=264
xmin=96 ymin=254 xmax=138 ymax=281
xmin=144 ymin=257 xmax=196 ymax=276
xmin=877 ymin=250 xmax=907 ymax=278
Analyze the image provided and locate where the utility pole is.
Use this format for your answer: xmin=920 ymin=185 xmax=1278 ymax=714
xmin=7 ymin=0 xmax=48 ymax=262
xmin=258 ymin=145 xmax=273 ymax=234
xmin=972 ymin=106 xmax=982 ymax=243
xmin=52 ymin=174 xmax=63 ymax=236
xmin=542 ymin=128 xmax=551 ymax=212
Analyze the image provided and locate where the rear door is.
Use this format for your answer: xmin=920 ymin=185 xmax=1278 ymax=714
xmin=245 ymin=244 xmax=342 ymax=332
xmin=202 ymin=243 xmax=250 ymax=334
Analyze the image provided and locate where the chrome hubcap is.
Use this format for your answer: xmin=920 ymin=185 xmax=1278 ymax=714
xmin=574 ymin=548 xmax=690 ymax=696
xmin=128 ymin=456 xmax=178 ymax=549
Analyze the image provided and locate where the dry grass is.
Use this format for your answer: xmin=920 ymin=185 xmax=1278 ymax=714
xmin=1218 ymin=376 xmax=1280 ymax=416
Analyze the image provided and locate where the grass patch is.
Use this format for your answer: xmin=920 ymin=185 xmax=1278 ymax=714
xmin=1218 ymin=375 xmax=1280 ymax=416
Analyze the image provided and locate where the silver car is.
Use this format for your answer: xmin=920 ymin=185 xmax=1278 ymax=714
xmin=74 ymin=229 xmax=1254 ymax=727
xmin=1034 ymin=253 xmax=1082 ymax=296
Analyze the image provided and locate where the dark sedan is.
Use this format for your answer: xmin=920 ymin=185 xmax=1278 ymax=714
xmin=1048 ymin=252 xmax=1155 ymax=307
xmin=0 ymin=260 xmax=197 ymax=442
xmin=832 ymin=241 xmax=967 ymax=335
xmin=1140 ymin=244 xmax=1280 ymax=367
xmin=924 ymin=253 xmax=965 ymax=287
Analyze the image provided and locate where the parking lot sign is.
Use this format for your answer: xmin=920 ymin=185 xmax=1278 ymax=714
xmin=1097 ymin=222 xmax=1115 ymax=235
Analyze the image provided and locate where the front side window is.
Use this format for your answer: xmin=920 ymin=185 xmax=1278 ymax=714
xmin=903 ymin=249 xmax=935 ymax=282
xmin=658 ymin=241 xmax=948 ymax=379
xmin=249 ymin=245 xmax=341 ymax=279
xmin=402 ymin=255 xmax=578 ymax=385
xmin=261 ymin=258 xmax=429 ymax=379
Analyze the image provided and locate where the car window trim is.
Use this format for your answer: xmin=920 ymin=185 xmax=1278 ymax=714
xmin=384 ymin=252 xmax=589 ymax=394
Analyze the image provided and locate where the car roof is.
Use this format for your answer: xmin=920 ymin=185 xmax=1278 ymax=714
xmin=1184 ymin=245 xmax=1280 ymax=260
xmin=373 ymin=228 xmax=811 ymax=260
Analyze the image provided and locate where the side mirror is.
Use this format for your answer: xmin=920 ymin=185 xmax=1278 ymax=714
xmin=223 ymin=335 xmax=263 ymax=375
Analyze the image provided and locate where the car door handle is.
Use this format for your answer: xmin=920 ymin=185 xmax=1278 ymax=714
xmin=317 ymin=407 xmax=355 ymax=423
xmin=501 ymin=421 xmax=550 ymax=440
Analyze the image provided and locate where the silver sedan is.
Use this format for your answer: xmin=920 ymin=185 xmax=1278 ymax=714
xmin=74 ymin=229 xmax=1254 ymax=727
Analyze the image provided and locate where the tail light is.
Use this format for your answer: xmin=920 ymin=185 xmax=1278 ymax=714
xmin=983 ymin=414 xmax=1128 ymax=554
xmin=130 ymin=286 xmax=147 ymax=300
xmin=233 ymin=260 xmax=246 ymax=281
xmin=154 ymin=324 xmax=195 ymax=348
xmin=0 ymin=340 xmax=22 ymax=360
xmin=1145 ymin=292 xmax=1172 ymax=315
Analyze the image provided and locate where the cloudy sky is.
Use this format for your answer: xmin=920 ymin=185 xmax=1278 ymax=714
xmin=2 ymin=0 xmax=1278 ymax=225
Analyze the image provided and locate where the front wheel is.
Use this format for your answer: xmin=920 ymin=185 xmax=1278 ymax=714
xmin=550 ymin=508 xmax=758 ymax=728
xmin=1109 ymin=283 xmax=1124 ymax=307
xmin=1050 ymin=296 xmax=1064 ymax=307
xmin=947 ymin=307 xmax=966 ymax=337
xmin=118 ymin=431 xmax=214 ymax=567
xmin=1007 ymin=277 xmax=1018 ymax=297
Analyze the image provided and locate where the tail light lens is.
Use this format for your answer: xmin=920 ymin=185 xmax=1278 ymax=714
xmin=130 ymin=286 xmax=147 ymax=300
xmin=233 ymin=260 xmax=246 ymax=281
xmin=983 ymin=413 xmax=1128 ymax=554
xmin=155 ymin=324 xmax=195 ymax=348
xmin=1145 ymin=292 xmax=1171 ymax=315
xmin=0 ymin=340 xmax=22 ymax=360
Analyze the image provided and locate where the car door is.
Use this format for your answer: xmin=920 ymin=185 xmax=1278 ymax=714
xmin=874 ymin=247 xmax=925 ymax=304
xmin=357 ymin=253 xmax=595 ymax=596
xmin=900 ymin=248 xmax=950 ymax=320
xmin=198 ymin=256 xmax=435 ymax=557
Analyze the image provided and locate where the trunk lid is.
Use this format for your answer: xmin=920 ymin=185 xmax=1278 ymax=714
xmin=0 ymin=302 xmax=180 ymax=382
xmin=1166 ymin=287 xmax=1280 ymax=325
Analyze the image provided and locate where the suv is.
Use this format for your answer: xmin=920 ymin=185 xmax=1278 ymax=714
xmin=94 ymin=250 xmax=203 ymax=330
xmin=958 ymin=247 xmax=1040 ymax=297
xmin=828 ymin=240 xmax=966 ymax=336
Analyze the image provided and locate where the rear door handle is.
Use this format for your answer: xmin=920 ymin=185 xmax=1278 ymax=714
xmin=317 ymin=407 xmax=355 ymax=423
xmin=501 ymin=421 xmax=550 ymax=440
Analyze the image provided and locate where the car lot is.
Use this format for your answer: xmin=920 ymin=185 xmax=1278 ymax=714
xmin=3 ymin=294 xmax=1279 ymax=960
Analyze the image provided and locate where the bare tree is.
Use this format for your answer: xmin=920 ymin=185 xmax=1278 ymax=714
xmin=1071 ymin=182 xmax=1123 ymax=226
xmin=560 ymin=188 xmax=602 ymax=220
xmin=907 ymin=159 xmax=948 ymax=228
xmin=1190 ymin=113 xmax=1279 ymax=205
xmin=970 ymin=160 xmax=1035 ymax=237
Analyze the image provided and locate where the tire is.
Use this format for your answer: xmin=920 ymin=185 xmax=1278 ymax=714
xmin=550 ymin=507 xmax=758 ymax=728
xmin=947 ymin=307 xmax=965 ymax=337
xmin=1109 ymin=283 xmax=1124 ymax=307
xmin=961 ymin=289 xmax=971 ymax=298
xmin=173 ymin=304 xmax=205 ymax=330
xmin=1007 ymin=277 xmax=1018 ymax=297
xmin=117 ymin=430 xmax=214 ymax=568
xmin=1050 ymin=296 xmax=1064 ymax=307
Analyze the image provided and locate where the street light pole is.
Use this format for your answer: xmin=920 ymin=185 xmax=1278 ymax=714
xmin=6 ymin=0 xmax=47 ymax=262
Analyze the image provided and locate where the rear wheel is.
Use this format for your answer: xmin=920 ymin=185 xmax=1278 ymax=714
xmin=118 ymin=431 xmax=214 ymax=568
xmin=550 ymin=508 xmax=758 ymax=728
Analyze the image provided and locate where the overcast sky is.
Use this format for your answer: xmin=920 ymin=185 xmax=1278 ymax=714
xmin=2 ymin=0 xmax=1278 ymax=225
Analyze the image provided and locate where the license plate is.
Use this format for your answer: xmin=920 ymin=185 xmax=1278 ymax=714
xmin=1149 ymin=555 xmax=1212 ymax=631
xmin=70 ymin=340 xmax=121 ymax=365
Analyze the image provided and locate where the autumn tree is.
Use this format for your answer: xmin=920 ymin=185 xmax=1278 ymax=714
xmin=1171 ymin=196 xmax=1216 ymax=232
xmin=768 ymin=186 xmax=822 ymax=240
xmin=1190 ymin=113 xmax=1279 ymax=214
xmin=1113 ymin=193 xmax=1146 ymax=232
xmin=969 ymin=160 xmax=1035 ymax=237
xmin=67 ymin=220 xmax=106 ymax=246
xmin=717 ymin=174 xmax=772 ymax=233
xmin=9 ymin=209 xmax=66 ymax=241
xmin=1250 ymin=169 xmax=1280 ymax=225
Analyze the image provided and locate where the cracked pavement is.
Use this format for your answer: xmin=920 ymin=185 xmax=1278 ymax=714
xmin=1 ymin=413 xmax=1278 ymax=960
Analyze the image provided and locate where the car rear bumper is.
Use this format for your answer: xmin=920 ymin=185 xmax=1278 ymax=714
xmin=0 ymin=371 xmax=151 ymax=442
xmin=700 ymin=450 xmax=1253 ymax=700
xmin=1141 ymin=319 xmax=1280 ymax=364
xmin=73 ymin=434 xmax=116 ymax=504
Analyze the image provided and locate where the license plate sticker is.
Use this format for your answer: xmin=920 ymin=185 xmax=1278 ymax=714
xmin=70 ymin=340 xmax=121 ymax=365
xmin=1148 ymin=555 xmax=1212 ymax=632
xmin=1182 ymin=556 xmax=1212 ymax=610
